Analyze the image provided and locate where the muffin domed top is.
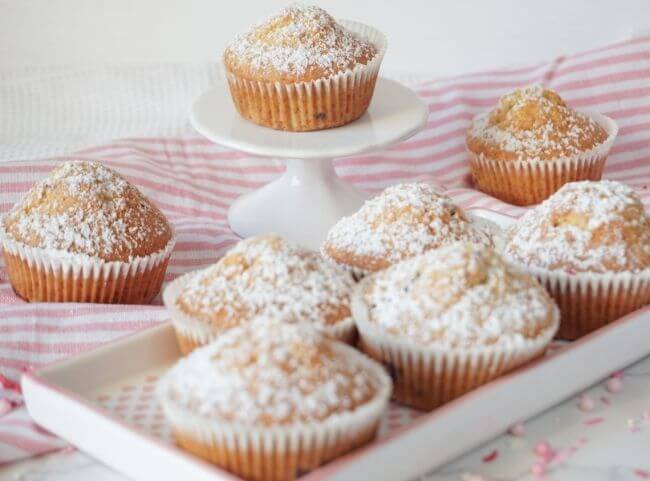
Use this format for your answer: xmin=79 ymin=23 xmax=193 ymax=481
xmin=357 ymin=242 xmax=558 ymax=347
xmin=223 ymin=4 xmax=377 ymax=83
xmin=159 ymin=320 xmax=388 ymax=425
xmin=504 ymin=180 xmax=650 ymax=273
xmin=321 ymin=183 xmax=492 ymax=274
xmin=467 ymin=86 xmax=608 ymax=161
xmin=3 ymin=160 xmax=172 ymax=262
xmin=176 ymin=235 xmax=354 ymax=330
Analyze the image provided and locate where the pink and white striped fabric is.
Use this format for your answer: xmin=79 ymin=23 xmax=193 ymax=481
xmin=1 ymin=36 xmax=650 ymax=465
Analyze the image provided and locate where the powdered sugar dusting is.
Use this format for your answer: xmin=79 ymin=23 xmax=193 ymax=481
xmin=468 ymin=86 xmax=607 ymax=161
xmin=322 ymin=183 xmax=492 ymax=272
xmin=224 ymin=4 xmax=376 ymax=78
xmin=504 ymin=180 xmax=650 ymax=273
xmin=361 ymin=243 xmax=557 ymax=347
xmin=161 ymin=320 xmax=381 ymax=425
xmin=177 ymin=235 xmax=355 ymax=330
xmin=3 ymin=160 xmax=171 ymax=261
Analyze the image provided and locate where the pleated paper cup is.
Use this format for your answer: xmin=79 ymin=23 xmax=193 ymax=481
xmin=351 ymin=280 xmax=559 ymax=411
xmin=157 ymin=342 xmax=392 ymax=481
xmin=467 ymin=112 xmax=618 ymax=206
xmin=163 ymin=271 xmax=358 ymax=355
xmin=224 ymin=20 xmax=387 ymax=132
xmin=0 ymin=223 xmax=175 ymax=304
xmin=508 ymin=261 xmax=650 ymax=340
xmin=163 ymin=272 xmax=216 ymax=354
xmin=323 ymin=316 xmax=357 ymax=345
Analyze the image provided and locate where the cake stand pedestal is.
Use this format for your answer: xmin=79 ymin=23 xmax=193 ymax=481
xmin=191 ymin=77 xmax=427 ymax=249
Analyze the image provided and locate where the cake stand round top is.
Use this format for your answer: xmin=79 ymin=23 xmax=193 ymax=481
xmin=190 ymin=76 xmax=428 ymax=159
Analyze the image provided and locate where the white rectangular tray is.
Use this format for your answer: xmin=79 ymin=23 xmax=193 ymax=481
xmin=21 ymin=209 xmax=650 ymax=481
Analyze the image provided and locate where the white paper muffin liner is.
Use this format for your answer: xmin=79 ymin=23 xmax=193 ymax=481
xmin=224 ymin=20 xmax=387 ymax=132
xmin=163 ymin=270 xmax=358 ymax=354
xmin=506 ymin=260 xmax=650 ymax=340
xmin=467 ymin=112 xmax=618 ymax=206
xmin=157 ymin=341 xmax=392 ymax=481
xmin=351 ymin=278 xmax=560 ymax=410
xmin=0 ymin=220 xmax=175 ymax=304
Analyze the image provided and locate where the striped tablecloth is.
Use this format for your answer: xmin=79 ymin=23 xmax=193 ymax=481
xmin=1 ymin=36 xmax=649 ymax=465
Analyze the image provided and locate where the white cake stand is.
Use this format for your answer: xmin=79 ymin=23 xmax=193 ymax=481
xmin=191 ymin=76 xmax=427 ymax=249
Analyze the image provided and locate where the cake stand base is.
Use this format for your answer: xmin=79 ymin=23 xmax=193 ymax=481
xmin=228 ymin=158 xmax=367 ymax=250
xmin=192 ymin=76 xmax=428 ymax=249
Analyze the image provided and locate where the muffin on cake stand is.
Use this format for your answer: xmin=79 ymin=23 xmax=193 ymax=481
xmin=191 ymin=75 xmax=427 ymax=249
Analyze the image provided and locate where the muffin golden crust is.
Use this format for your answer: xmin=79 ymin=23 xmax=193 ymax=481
xmin=168 ymin=234 xmax=356 ymax=352
xmin=224 ymin=4 xmax=377 ymax=84
xmin=162 ymin=321 xmax=383 ymax=425
xmin=504 ymin=180 xmax=650 ymax=274
xmin=321 ymin=183 xmax=492 ymax=275
xmin=359 ymin=242 xmax=557 ymax=347
xmin=0 ymin=160 xmax=174 ymax=303
xmin=467 ymin=86 xmax=608 ymax=162
xmin=222 ymin=4 xmax=386 ymax=131
xmin=352 ymin=242 xmax=558 ymax=409
xmin=503 ymin=180 xmax=650 ymax=339
xmin=466 ymin=86 xmax=617 ymax=206
xmin=3 ymin=160 xmax=172 ymax=261
xmin=158 ymin=320 xmax=391 ymax=481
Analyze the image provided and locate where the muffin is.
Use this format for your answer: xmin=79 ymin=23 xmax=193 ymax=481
xmin=223 ymin=4 xmax=386 ymax=131
xmin=0 ymin=160 xmax=175 ymax=303
xmin=466 ymin=86 xmax=618 ymax=205
xmin=157 ymin=319 xmax=391 ymax=481
xmin=321 ymin=183 xmax=492 ymax=278
xmin=504 ymin=180 xmax=650 ymax=339
xmin=164 ymin=234 xmax=357 ymax=353
xmin=352 ymin=242 xmax=559 ymax=410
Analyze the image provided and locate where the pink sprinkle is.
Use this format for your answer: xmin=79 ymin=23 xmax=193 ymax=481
xmin=534 ymin=441 xmax=553 ymax=457
xmin=0 ymin=375 xmax=21 ymax=393
xmin=642 ymin=410 xmax=650 ymax=421
xmin=584 ymin=417 xmax=605 ymax=426
xmin=610 ymin=371 xmax=624 ymax=379
xmin=0 ymin=399 xmax=12 ymax=417
xmin=635 ymin=469 xmax=650 ymax=479
xmin=565 ymin=267 xmax=576 ymax=275
xmin=606 ymin=377 xmax=624 ymax=394
xmin=630 ymin=426 xmax=641 ymax=433
xmin=552 ymin=450 xmax=571 ymax=464
xmin=578 ymin=395 xmax=595 ymax=412
xmin=531 ymin=463 xmax=545 ymax=475
xmin=600 ymin=396 xmax=610 ymax=405
xmin=508 ymin=422 xmax=525 ymax=437
xmin=482 ymin=449 xmax=498 ymax=463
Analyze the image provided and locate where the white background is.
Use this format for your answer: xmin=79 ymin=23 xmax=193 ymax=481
xmin=1 ymin=0 xmax=650 ymax=76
